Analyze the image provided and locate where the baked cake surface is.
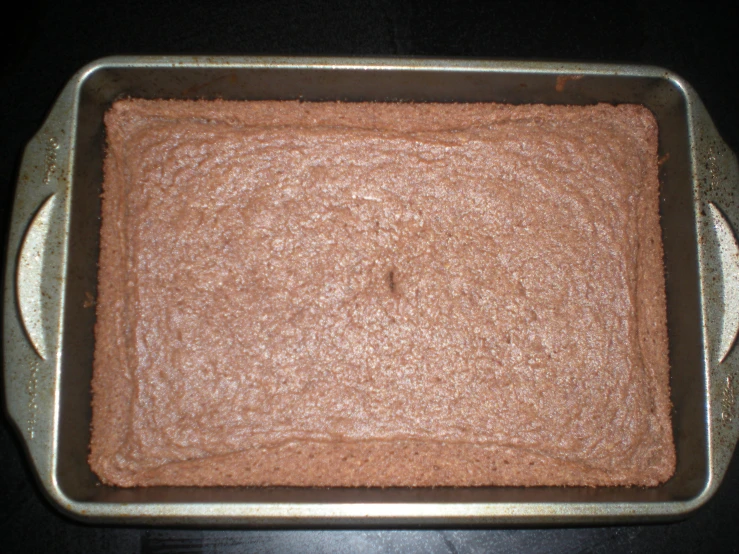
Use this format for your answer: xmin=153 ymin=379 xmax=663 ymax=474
xmin=90 ymin=99 xmax=674 ymax=487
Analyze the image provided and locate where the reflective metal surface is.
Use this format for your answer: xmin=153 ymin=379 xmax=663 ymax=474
xmin=4 ymin=56 xmax=739 ymax=525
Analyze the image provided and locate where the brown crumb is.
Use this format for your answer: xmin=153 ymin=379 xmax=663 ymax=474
xmin=83 ymin=291 xmax=96 ymax=308
xmin=555 ymin=74 xmax=584 ymax=92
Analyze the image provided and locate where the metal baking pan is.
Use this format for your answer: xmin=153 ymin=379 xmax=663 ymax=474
xmin=4 ymin=56 xmax=739 ymax=526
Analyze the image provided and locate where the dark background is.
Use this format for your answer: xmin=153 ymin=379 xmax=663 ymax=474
xmin=2 ymin=1 xmax=738 ymax=552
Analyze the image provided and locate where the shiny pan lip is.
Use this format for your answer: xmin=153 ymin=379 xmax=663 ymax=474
xmin=4 ymin=56 xmax=739 ymax=526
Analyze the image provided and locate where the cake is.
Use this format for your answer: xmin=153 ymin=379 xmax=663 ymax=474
xmin=90 ymin=99 xmax=675 ymax=487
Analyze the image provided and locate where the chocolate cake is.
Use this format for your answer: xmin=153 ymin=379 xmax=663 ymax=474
xmin=90 ymin=99 xmax=675 ymax=487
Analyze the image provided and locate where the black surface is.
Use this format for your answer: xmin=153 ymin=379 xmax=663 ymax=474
xmin=2 ymin=1 xmax=738 ymax=552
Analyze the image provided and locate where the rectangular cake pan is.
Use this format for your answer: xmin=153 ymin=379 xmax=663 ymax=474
xmin=4 ymin=56 xmax=739 ymax=526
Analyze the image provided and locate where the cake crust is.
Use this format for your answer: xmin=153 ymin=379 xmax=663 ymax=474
xmin=90 ymin=100 xmax=674 ymax=487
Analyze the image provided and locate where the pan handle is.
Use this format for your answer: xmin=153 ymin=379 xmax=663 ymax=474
xmin=17 ymin=194 xmax=59 ymax=362
xmin=695 ymin=92 xmax=739 ymax=500
xmin=3 ymin=80 xmax=75 ymax=495
xmin=706 ymin=203 xmax=739 ymax=364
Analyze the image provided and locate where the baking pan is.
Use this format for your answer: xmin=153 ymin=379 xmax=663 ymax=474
xmin=4 ymin=56 xmax=739 ymax=526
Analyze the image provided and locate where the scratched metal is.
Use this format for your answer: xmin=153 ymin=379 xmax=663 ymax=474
xmin=3 ymin=56 xmax=739 ymax=525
